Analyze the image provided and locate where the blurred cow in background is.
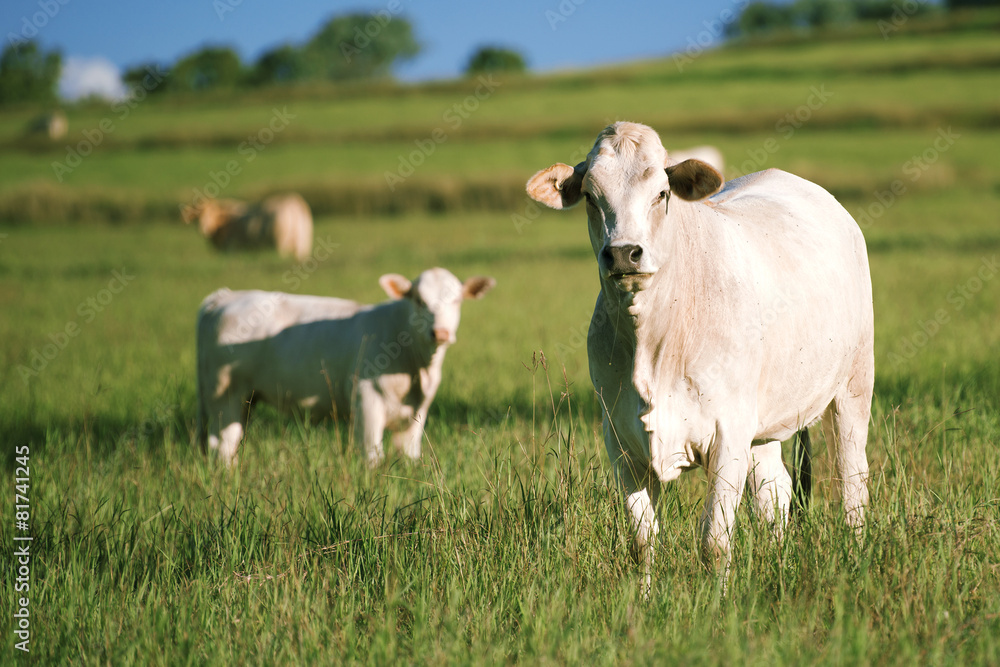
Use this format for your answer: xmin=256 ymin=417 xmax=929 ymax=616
xmin=182 ymin=193 xmax=313 ymax=261
xmin=25 ymin=110 xmax=68 ymax=140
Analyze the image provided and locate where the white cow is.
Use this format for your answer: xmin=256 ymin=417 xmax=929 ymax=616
xmin=668 ymin=145 xmax=725 ymax=175
xmin=182 ymin=193 xmax=313 ymax=261
xmin=196 ymin=268 xmax=495 ymax=466
xmin=526 ymin=121 xmax=872 ymax=589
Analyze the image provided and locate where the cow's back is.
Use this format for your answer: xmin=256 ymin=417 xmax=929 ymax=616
xmin=198 ymin=290 xmax=369 ymax=411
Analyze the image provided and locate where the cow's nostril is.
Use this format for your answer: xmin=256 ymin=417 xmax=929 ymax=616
xmin=629 ymin=246 xmax=643 ymax=264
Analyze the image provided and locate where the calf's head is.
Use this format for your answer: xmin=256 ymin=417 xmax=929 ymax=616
xmin=379 ymin=268 xmax=495 ymax=347
xmin=526 ymin=122 xmax=722 ymax=292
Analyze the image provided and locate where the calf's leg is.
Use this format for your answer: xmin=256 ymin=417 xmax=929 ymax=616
xmin=353 ymin=379 xmax=387 ymax=467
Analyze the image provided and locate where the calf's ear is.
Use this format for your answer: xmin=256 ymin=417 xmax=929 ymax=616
xmin=462 ymin=276 xmax=496 ymax=300
xmin=665 ymin=159 xmax=723 ymax=201
xmin=379 ymin=274 xmax=412 ymax=299
xmin=526 ymin=161 xmax=586 ymax=209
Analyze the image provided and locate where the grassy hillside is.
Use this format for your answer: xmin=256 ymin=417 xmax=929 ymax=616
xmin=0 ymin=16 xmax=998 ymax=220
xmin=1 ymin=12 xmax=999 ymax=665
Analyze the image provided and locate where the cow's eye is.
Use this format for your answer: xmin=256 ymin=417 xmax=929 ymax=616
xmin=654 ymin=190 xmax=668 ymax=204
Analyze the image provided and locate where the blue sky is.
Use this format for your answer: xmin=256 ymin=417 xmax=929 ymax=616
xmin=3 ymin=0 xmax=749 ymax=99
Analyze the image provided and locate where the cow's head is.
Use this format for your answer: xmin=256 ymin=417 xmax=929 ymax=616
xmin=526 ymin=122 xmax=722 ymax=293
xmin=380 ymin=268 xmax=495 ymax=347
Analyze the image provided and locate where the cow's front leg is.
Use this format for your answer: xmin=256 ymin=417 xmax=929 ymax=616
xmin=206 ymin=394 xmax=244 ymax=468
xmin=391 ymin=415 xmax=424 ymax=460
xmin=701 ymin=422 xmax=752 ymax=576
xmin=353 ymin=379 xmax=387 ymax=467
xmin=613 ymin=449 xmax=660 ymax=598
xmin=747 ymin=439 xmax=792 ymax=538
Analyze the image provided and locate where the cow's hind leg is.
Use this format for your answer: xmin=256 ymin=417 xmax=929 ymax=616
xmin=353 ymin=379 xmax=387 ymax=467
xmin=747 ymin=439 xmax=792 ymax=537
xmin=791 ymin=428 xmax=812 ymax=515
xmin=824 ymin=351 xmax=873 ymax=531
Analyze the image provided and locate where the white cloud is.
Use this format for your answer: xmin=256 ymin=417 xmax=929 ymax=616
xmin=59 ymin=56 xmax=128 ymax=101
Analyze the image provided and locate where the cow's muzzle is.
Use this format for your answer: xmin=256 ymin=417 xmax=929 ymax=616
xmin=602 ymin=244 xmax=653 ymax=289
xmin=603 ymin=244 xmax=644 ymax=276
xmin=433 ymin=327 xmax=454 ymax=345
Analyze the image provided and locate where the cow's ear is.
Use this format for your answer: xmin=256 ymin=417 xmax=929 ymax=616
xmin=526 ymin=161 xmax=586 ymax=209
xmin=462 ymin=276 xmax=496 ymax=300
xmin=665 ymin=159 xmax=723 ymax=201
xmin=379 ymin=274 xmax=411 ymax=300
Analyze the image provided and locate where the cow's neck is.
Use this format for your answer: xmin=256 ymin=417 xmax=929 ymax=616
xmin=599 ymin=206 xmax=701 ymax=408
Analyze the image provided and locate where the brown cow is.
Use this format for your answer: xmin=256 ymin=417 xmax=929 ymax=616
xmin=182 ymin=193 xmax=313 ymax=261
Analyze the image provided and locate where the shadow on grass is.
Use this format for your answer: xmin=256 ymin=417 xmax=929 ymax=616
xmin=0 ymin=390 xmax=565 ymax=470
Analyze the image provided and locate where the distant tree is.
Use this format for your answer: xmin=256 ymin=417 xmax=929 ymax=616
xmin=725 ymin=1 xmax=797 ymax=37
xmin=465 ymin=46 xmax=527 ymax=75
xmin=122 ymin=62 xmax=170 ymax=96
xmin=946 ymin=0 xmax=1000 ymax=7
xmin=249 ymin=44 xmax=312 ymax=86
xmin=170 ymin=46 xmax=243 ymax=93
xmin=794 ymin=0 xmax=856 ymax=28
xmin=852 ymin=0 xmax=903 ymax=19
xmin=0 ymin=41 xmax=61 ymax=106
xmin=304 ymin=13 xmax=420 ymax=80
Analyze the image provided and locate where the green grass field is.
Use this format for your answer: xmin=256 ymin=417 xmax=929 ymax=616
xmin=2 ymin=14 xmax=1000 ymax=665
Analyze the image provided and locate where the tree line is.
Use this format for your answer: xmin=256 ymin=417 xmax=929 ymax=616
xmin=724 ymin=0 xmax=995 ymax=38
xmin=1 ymin=12 xmax=527 ymax=107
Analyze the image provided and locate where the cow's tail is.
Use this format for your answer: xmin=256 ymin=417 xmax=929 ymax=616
xmin=791 ymin=428 xmax=812 ymax=515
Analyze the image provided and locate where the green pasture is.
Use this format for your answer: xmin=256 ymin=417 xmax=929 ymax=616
xmin=2 ymin=14 xmax=999 ymax=665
